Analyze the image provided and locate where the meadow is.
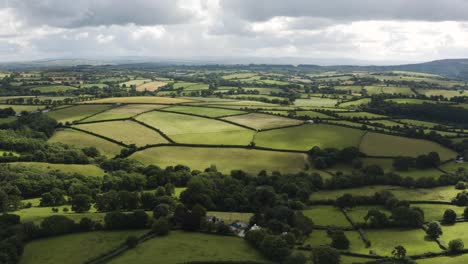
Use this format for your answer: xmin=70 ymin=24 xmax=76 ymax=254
xmin=8 ymin=162 xmax=105 ymax=177
xmin=294 ymin=98 xmax=338 ymax=107
xmin=81 ymin=104 xmax=167 ymax=122
xmin=47 ymin=104 xmax=112 ymax=123
xmin=222 ymin=113 xmax=303 ymax=130
xmin=0 ymin=104 xmax=44 ymax=112
xmin=82 ymin=96 xmax=192 ymax=104
xmin=302 ymin=206 xmax=351 ymax=227
xmin=130 ymin=146 xmax=309 ymax=174
xmin=162 ymin=105 xmax=246 ymax=117
xmin=136 ymin=81 xmax=167 ymax=91
xmin=30 ymin=85 xmax=77 ymax=93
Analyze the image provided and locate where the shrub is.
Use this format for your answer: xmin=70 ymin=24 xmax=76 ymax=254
xmin=151 ymin=217 xmax=170 ymax=236
xmin=442 ymin=209 xmax=457 ymax=225
xmin=125 ymin=235 xmax=139 ymax=248
xmin=426 ymin=221 xmax=442 ymax=239
xmin=449 ymin=239 xmax=464 ymax=253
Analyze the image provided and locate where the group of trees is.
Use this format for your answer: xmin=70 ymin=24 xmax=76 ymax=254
xmin=392 ymin=152 xmax=440 ymax=171
xmin=0 ymin=107 xmax=15 ymax=118
xmin=308 ymin=146 xmax=361 ymax=169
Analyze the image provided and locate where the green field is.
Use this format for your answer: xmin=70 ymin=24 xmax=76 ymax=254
xmin=49 ymin=129 xmax=122 ymax=157
xmin=310 ymin=185 xmax=460 ymax=202
xmin=359 ymin=132 xmax=456 ymax=160
xmin=14 ymin=203 xmax=104 ymax=224
xmin=418 ymin=254 xmax=468 ymax=264
xmin=20 ymin=230 xmax=147 ymax=264
xmin=303 ymin=206 xmax=352 ymax=227
xmin=110 ymin=231 xmax=267 ymax=264
xmin=339 ymin=98 xmax=371 ymax=108
xmin=162 ymin=105 xmax=246 ymax=117
xmin=136 ymin=111 xmax=254 ymax=145
xmin=0 ymin=116 xmax=17 ymax=124
xmin=337 ymin=112 xmax=387 ymax=119
xmin=82 ymin=104 xmax=167 ymax=122
xmin=30 ymin=85 xmax=77 ymax=93
xmin=82 ymin=96 xmax=192 ymax=104
xmin=222 ymin=73 xmax=258 ymax=79
xmin=130 ymin=146 xmax=309 ymax=174
xmin=304 ymin=230 xmax=365 ymax=252
xmin=440 ymin=161 xmax=468 ymax=173
xmin=417 ymin=89 xmax=465 ymax=99
xmin=207 ymin=211 xmax=253 ymax=223
xmin=223 ymin=113 xmax=303 ymax=130
xmin=8 ymin=162 xmax=105 ymax=177
xmin=346 ymin=206 xmax=390 ymax=224
xmin=47 ymin=105 xmax=112 ymax=123
xmin=360 ymin=229 xmax=441 ymax=256
xmin=294 ymin=98 xmax=338 ymax=107
xmin=74 ymin=120 xmax=169 ymax=146
xmin=80 ymin=83 xmax=109 ymax=89
xmin=415 ymin=204 xmax=465 ymax=222
xmin=0 ymin=104 xmax=45 ymax=112
xmin=254 ymin=124 xmax=365 ymax=151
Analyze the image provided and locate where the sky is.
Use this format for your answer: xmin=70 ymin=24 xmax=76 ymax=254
xmin=0 ymin=0 xmax=467 ymax=64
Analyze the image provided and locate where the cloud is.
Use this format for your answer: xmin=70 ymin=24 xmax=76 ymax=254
xmin=0 ymin=0 xmax=193 ymax=28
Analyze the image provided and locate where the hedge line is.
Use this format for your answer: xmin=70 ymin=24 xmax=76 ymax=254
xmin=66 ymin=126 xmax=128 ymax=147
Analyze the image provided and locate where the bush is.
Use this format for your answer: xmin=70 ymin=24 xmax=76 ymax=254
xmin=442 ymin=209 xmax=457 ymax=225
xmin=125 ymin=235 xmax=139 ymax=248
xmin=455 ymin=181 xmax=466 ymax=190
xmin=449 ymin=239 xmax=464 ymax=253
xmin=426 ymin=221 xmax=442 ymax=239
xmin=312 ymin=246 xmax=340 ymax=264
xmin=152 ymin=217 xmax=170 ymax=236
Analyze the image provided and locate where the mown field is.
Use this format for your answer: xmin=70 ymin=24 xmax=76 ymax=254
xmin=82 ymin=104 xmax=167 ymax=122
xmin=136 ymin=81 xmax=167 ymax=91
xmin=162 ymin=105 xmax=246 ymax=117
xmin=74 ymin=120 xmax=169 ymax=147
xmin=222 ymin=113 xmax=303 ymax=130
xmin=130 ymin=146 xmax=309 ymax=174
xmin=47 ymin=105 xmax=112 ymax=123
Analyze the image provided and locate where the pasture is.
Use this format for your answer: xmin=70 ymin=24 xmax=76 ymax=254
xmin=8 ymin=162 xmax=105 ymax=177
xmin=130 ymin=146 xmax=309 ymax=174
xmin=254 ymin=124 xmax=365 ymax=151
xmin=30 ymin=85 xmax=77 ymax=93
xmin=136 ymin=111 xmax=254 ymax=145
xmin=162 ymin=105 xmax=246 ymax=117
xmin=337 ymin=112 xmax=387 ymax=119
xmin=222 ymin=113 xmax=303 ymax=130
xmin=207 ymin=212 xmax=253 ymax=223
xmin=82 ymin=104 xmax=167 ymax=122
xmin=294 ymin=98 xmax=338 ymax=107
xmin=20 ymin=231 xmax=147 ymax=264
xmin=359 ymin=132 xmax=456 ymax=160
xmin=302 ymin=206 xmax=351 ymax=227
xmin=119 ymin=78 xmax=152 ymax=87
xmin=49 ymin=129 xmax=123 ymax=157
xmin=110 ymin=231 xmax=267 ymax=264
xmin=74 ymin=120 xmax=169 ymax=146
xmin=82 ymin=96 xmax=192 ymax=104
xmin=47 ymin=105 xmax=112 ymax=123
xmin=0 ymin=104 xmax=44 ymax=112
xmin=339 ymin=98 xmax=371 ymax=108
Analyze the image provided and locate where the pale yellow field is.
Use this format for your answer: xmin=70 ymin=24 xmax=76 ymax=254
xmin=136 ymin=81 xmax=168 ymax=92
xmin=82 ymin=96 xmax=192 ymax=104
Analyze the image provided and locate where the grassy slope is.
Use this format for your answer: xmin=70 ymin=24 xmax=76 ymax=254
xmin=360 ymin=132 xmax=457 ymax=160
xmin=8 ymin=162 xmax=105 ymax=177
xmin=109 ymin=231 xmax=267 ymax=264
xmin=74 ymin=120 xmax=169 ymax=147
xmin=82 ymin=96 xmax=192 ymax=104
xmin=19 ymin=231 xmax=147 ymax=264
xmin=82 ymin=104 xmax=167 ymax=122
xmin=255 ymin=124 xmax=365 ymax=151
xmin=223 ymin=113 xmax=303 ymax=130
xmin=47 ymin=105 xmax=112 ymax=123
xmin=163 ymin=105 xmax=246 ymax=117
xmin=49 ymin=128 xmax=122 ymax=157
xmin=130 ymin=146 xmax=309 ymax=174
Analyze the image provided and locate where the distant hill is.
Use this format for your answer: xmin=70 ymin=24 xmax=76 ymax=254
xmin=383 ymin=59 xmax=468 ymax=80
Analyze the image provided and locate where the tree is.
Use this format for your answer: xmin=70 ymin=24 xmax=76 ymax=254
xmin=449 ymin=239 xmax=464 ymax=253
xmin=151 ymin=217 xmax=170 ymax=236
xmin=392 ymin=245 xmax=406 ymax=259
xmin=426 ymin=221 xmax=443 ymax=239
xmin=283 ymin=253 xmax=307 ymax=264
xmin=442 ymin=209 xmax=457 ymax=225
xmin=260 ymin=235 xmax=290 ymax=262
xmin=329 ymin=230 xmax=350 ymax=250
xmin=311 ymin=246 xmax=340 ymax=264
xmin=71 ymin=194 xmax=92 ymax=213
xmin=126 ymin=236 xmax=139 ymax=248
xmin=40 ymin=215 xmax=76 ymax=237
xmin=335 ymin=194 xmax=355 ymax=209
xmin=153 ymin=204 xmax=171 ymax=219
xmin=464 ymin=207 xmax=468 ymax=220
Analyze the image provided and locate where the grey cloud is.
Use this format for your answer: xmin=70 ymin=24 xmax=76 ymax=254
xmin=1 ymin=0 xmax=192 ymax=28
xmin=222 ymin=0 xmax=468 ymax=22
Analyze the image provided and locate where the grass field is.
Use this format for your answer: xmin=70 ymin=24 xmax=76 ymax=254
xmin=222 ymin=73 xmax=258 ymax=79
xmin=130 ymin=146 xmax=309 ymax=174
xmin=162 ymin=105 xmax=246 ymax=117
xmin=439 ymin=222 xmax=468 ymax=247
xmin=74 ymin=120 xmax=169 ymax=146
xmin=136 ymin=81 xmax=167 ymax=91
xmin=47 ymin=105 xmax=112 ymax=123
xmin=255 ymin=124 xmax=365 ymax=151
xmin=415 ymin=204 xmax=465 ymax=222
xmin=0 ymin=116 xmax=16 ymax=124
xmin=30 ymin=85 xmax=77 ymax=93
xmin=0 ymin=104 xmax=45 ymax=112
xmin=222 ymin=113 xmax=303 ymax=130
xmin=417 ymin=254 xmax=468 ymax=264
xmin=310 ymin=185 xmax=459 ymax=202
xmin=8 ymin=162 xmax=105 ymax=177
xmin=294 ymin=98 xmax=338 ymax=107
xmin=82 ymin=96 xmax=192 ymax=104
xmin=398 ymin=119 xmax=446 ymax=128
xmin=337 ymin=112 xmax=387 ymax=119
xmin=360 ymin=229 xmax=441 ymax=256
xmin=80 ymin=83 xmax=108 ymax=89
xmin=14 ymin=204 xmax=104 ymax=224
xmin=207 ymin=212 xmax=253 ymax=223
xmin=110 ymin=231 xmax=268 ymax=264
xmin=20 ymin=230 xmax=147 ymax=264
xmin=302 ymin=206 xmax=352 ymax=227
xmin=339 ymin=98 xmax=371 ymax=108
xmin=136 ymin=111 xmax=254 ymax=145
xmin=295 ymin=110 xmax=336 ymax=119
xmin=346 ymin=206 xmax=390 ymax=224
xmin=359 ymin=132 xmax=456 ymax=160
xmin=440 ymin=161 xmax=468 ymax=173
xmin=49 ymin=129 xmax=122 ymax=157
xmin=82 ymin=104 xmax=167 ymax=122
xmin=417 ymin=89 xmax=465 ymax=99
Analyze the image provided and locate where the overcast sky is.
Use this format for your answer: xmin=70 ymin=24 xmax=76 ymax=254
xmin=0 ymin=0 xmax=467 ymax=64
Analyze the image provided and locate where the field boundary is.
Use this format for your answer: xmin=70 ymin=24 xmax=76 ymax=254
xmin=66 ymin=126 xmax=128 ymax=147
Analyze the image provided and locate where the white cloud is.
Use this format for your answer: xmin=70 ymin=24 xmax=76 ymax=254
xmin=96 ymin=34 xmax=114 ymax=44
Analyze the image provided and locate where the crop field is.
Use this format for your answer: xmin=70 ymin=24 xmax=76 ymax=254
xmin=74 ymin=120 xmax=169 ymax=146
xmin=47 ymin=105 xmax=112 ymax=123
xmin=82 ymin=104 xmax=167 ymax=121
xmin=49 ymin=128 xmax=122 ymax=157
xmin=310 ymin=185 xmax=460 ymax=202
xmin=8 ymin=162 xmax=105 ymax=177
xmin=360 ymin=229 xmax=441 ymax=256
xmin=162 ymin=105 xmax=246 ymax=117
xmin=30 ymin=85 xmax=77 ymax=93
xmin=136 ymin=111 xmax=254 ymax=145
xmin=119 ymin=78 xmax=152 ymax=87
xmin=302 ymin=206 xmax=351 ymax=227
xmin=294 ymin=98 xmax=338 ymax=107
xmin=20 ymin=231 xmax=147 ymax=264
xmin=130 ymin=146 xmax=309 ymax=174
xmin=222 ymin=113 xmax=303 ymax=130
xmin=110 ymin=231 xmax=267 ymax=264
xmin=136 ymin=81 xmax=167 ymax=91
xmin=254 ymin=124 xmax=365 ymax=151
xmin=82 ymin=96 xmax=193 ymax=104
xmin=359 ymin=132 xmax=456 ymax=160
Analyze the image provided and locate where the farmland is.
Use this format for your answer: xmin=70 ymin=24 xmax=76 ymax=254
xmin=222 ymin=113 xmax=303 ymax=130
xmin=81 ymin=104 xmax=167 ymax=121
xmin=46 ymin=104 xmax=112 ymax=123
